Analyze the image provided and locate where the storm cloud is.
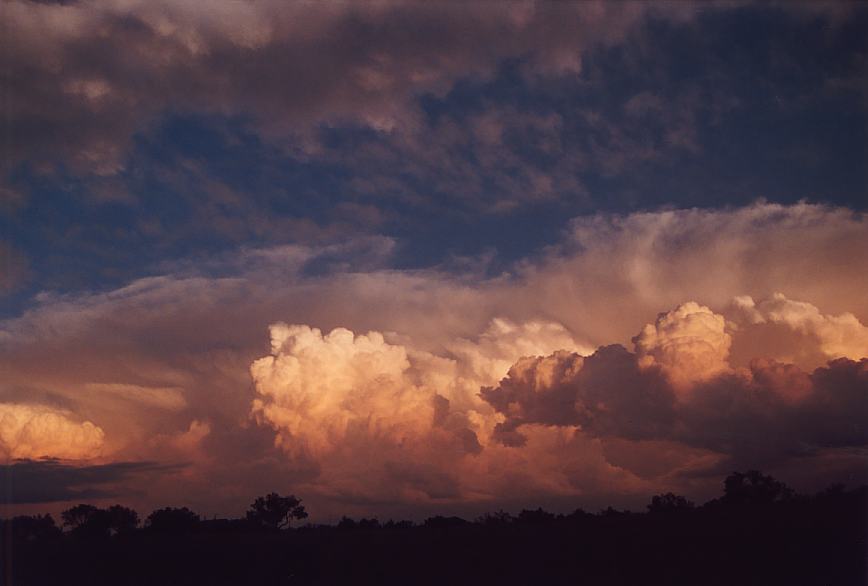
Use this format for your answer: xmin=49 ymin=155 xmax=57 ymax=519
xmin=1 ymin=203 xmax=866 ymax=516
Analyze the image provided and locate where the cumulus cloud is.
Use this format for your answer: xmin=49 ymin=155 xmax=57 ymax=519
xmin=731 ymin=293 xmax=868 ymax=365
xmin=483 ymin=302 xmax=868 ymax=470
xmin=0 ymin=404 xmax=104 ymax=460
xmin=634 ymin=302 xmax=732 ymax=392
xmin=250 ymin=295 xmax=868 ymax=507
xmin=249 ymin=317 xmax=582 ymax=458
xmin=251 ymin=324 xmax=438 ymax=457
xmin=246 ymin=317 xmax=636 ymax=506
xmin=1 ymin=203 xmax=866 ymax=514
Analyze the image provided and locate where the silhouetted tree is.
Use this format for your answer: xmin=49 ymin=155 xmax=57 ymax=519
xmin=476 ymin=510 xmax=514 ymax=527
xmin=61 ymin=504 xmax=101 ymax=531
xmin=423 ymin=515 xmax=469 ymax=529
xmin=564 ymin=508 xmax=592 ymax=523
xmin=382 ymin=519 xmax=414 ymax=530
xmin=61 ymin=504 xmax=138 ymax=538
xmin=357 ymin=517 xmax=380 ymax=530
xmin=2 ymin=514 xmax=61 ymax=543
xmin=246 ymin=493 xmax=308 ymax=529
xmin=336 ymin=516 xmax=357 ymax=530
xmin=647 ymin=493 xmax=695 ymax=514
xmin=61 ymin=504 xmax=111 ymax=538
xmin=722 ymin=470 xmax=794 ymax=506
xmin=599 ymin=506 xmax=627 ymax=517
xmin=106 ymin=505 xmax=139 ymax=534
xmin=146 ymin=507 xmax=201 ymax=534
xmin=516 ymin=507 xmax=556 ymax=525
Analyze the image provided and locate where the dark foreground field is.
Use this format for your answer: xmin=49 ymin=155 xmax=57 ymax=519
xmin=3 ymin=475 xmax=866 ymax=585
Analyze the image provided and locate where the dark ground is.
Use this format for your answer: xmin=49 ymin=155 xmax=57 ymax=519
xmin=2 ymin=477 xmax=866 ymax=585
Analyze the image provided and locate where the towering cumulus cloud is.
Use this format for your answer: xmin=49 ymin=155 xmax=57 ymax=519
xmin=731 ymin=293 xmax=868 ymax=366
xmin=249 ymin=318 xmax=591 ymax=504
xmin=483 ymin=302 xmax=868 ymax=468
xmin=2 ymin=203 xmax=865 ymax=513
xmin=251 ymin=324 xmax=437 ymax=457
xmin=250 ymin=296 xmax=867 ymax=508
xmin=633 ymin=302 xmax=732 ymax=392
xmin=0 ymin=404 xmax=104 ymax=460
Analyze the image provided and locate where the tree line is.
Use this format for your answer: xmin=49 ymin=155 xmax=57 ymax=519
xmin=1 ymin=470 xmax=865 ymax=585
xmin=0 ymin=470 xmax=858 ymax=540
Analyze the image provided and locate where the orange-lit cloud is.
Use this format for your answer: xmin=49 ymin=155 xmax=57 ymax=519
xmin=731 ymin=293 xmax=868 ymax=365
xmin=634 ymin=302 xmax=731 ymax=392
xmin=251 ymin=299 xmax=868 ymax=509
xmin=0 ymin=403 xmax=104 ymax=460
xmin=483 ymin=302 xmax=868 ymax=468
xmin=0 ymin=203 xmax=865 ymax=515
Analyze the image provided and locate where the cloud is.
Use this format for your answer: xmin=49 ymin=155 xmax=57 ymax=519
xmin=249 ymin=318 xmax=587 ymax=448
xmin=519 ymin=202 xmax=868 ymax=348
xmin=3 ymin=1 xmax=692 ymax=176
xmin=251 ymin=296 xmax=868 ymax=508
xmin=0 ymin=242 xmax=30 ymax=293
xmin=0 ymin=203 xmax=866 ymax=514
xmin=633 ymin=302 xmax=731 ymax=392
xmin=250 ymin=324 xmax=438 ymax=457
xmin=248 ymin=318 xmax=591 ymax=504
xmin=0 ymin=404 xmax=104 ymax=460
xmin=0 ymin=459 xmax=178 ymax=504
xmin=731 ymin=293 xmax=868 ymax=365
xmin=483 ymin=302 xmax=868 ymax=470
xmin=83 ymin=383 xmax=187 ymax=411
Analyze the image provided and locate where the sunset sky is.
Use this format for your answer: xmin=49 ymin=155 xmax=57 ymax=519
xmin=1 ymin=1 xmax=867 ymax=522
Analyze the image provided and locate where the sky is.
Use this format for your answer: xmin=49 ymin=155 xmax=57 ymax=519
xmin=1 ymin=0 xmax=867 ymax=522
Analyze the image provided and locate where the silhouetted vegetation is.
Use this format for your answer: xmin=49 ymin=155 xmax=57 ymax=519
xmin=246 ymin=492 xmax=308 ymax=530
xmin=145 ymin=507 xmax=201 ymax=534
xmin=2 ymin=474 xmax=865 ymax=585
xmin=60 ymin=503 xmax=139 ymax=539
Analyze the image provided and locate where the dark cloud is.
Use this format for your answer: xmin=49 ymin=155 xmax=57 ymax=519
xmin=483 ymin=347 xmax=868 ymax=470
xmin=0 ymin=459 xmax=183 ymax=504
xmin=0 ymin=242 xmax=29 ymax=293
xmin=2 ymin=1 xmax=684 ymax=176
